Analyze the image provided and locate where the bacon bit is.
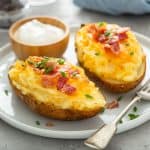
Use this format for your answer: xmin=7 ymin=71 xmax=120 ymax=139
xmin=57 ymin=77 xmax=68 ymax=90
xmin=42 ymin=74 xmax=59 ymax=87
xmin=46 ymin=122 xmax=54 ymax=127
xmin=104 ymin=42 xmax=120 ymax=55
xmin=99 ymin=35 xmax=107 ymax=43
xmin=87 ymin=24 xmax=100 ymax=41
xmin=68 ymin=69 xmax=79 ymax=77
xmin=106 ymin=100 xmax=119 ymax=109
xmin=45 ymin=62 xmax=59 ymax=74
xmin=88 ymin=24 xmax=129 ymax=55
xmin=98 ymin=26 xmax=106 ymax=34
xmin=32 ymin=56 xmax=43 ymax=62
xmin=118 ymin=32 xmax=128 ymax=41
xmin=33 ymin=67 xmax=44 ymax=74
xmin=109 ymin=42 xmax=120 ymax=54
xmin=61 ymin=84 xmax=76 ymax=95
xmin=117 ymin=27 xmax=129 ymax=34
xmin=46 ymin=62 xmax=55 ymax=67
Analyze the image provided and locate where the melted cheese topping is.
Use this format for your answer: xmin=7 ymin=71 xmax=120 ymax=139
xmin=8 ymin=58 xmax=105 ymax=110
xmin=76 ymin=24 xmax=145 ymax=82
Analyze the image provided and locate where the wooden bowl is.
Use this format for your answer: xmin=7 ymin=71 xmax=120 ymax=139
xmin=9 ymin=16 xmax=70 ymax=60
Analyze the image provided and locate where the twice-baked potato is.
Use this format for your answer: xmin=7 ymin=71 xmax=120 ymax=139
xmin=8 ymin=56 xmax=105 ymax=120
xmin=75 ymin=22 xmax=146 ymax=92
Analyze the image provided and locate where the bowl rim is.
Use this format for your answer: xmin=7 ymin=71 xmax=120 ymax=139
xmin=9 ymin=16 xmax=70 ymax=47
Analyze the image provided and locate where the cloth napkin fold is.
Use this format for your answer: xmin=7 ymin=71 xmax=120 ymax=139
xmin=73 ymin=0 xmax=150 ymax=15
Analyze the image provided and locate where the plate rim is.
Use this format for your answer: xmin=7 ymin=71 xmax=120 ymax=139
xmin=0 ymin=26 xmax=150 ymax=139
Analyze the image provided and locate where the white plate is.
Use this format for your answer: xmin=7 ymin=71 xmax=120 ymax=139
xmin=0 ymin=26 xmax=150 ymax=139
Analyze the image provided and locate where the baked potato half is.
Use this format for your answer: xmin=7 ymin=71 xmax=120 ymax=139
xmin=8 ymin=56 xmax=105 ymax=120
xmin=75 ymin=22 xmax=146 ymax=92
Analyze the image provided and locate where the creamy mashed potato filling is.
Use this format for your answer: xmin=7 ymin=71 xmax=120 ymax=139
xmin=8 ymin=57 xmax=105 ymax=110
xmin=76 ymin=23 xmax=145 ymax=82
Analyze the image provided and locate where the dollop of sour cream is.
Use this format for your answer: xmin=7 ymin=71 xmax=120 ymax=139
xmin=15 ymin=19 xmax=64 ymax=45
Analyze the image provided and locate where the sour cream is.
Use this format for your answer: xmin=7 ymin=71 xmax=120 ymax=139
xmin=15 ymin=19 xmax=64 ymax=45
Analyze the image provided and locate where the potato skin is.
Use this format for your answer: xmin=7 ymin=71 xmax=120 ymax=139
xmin=75 ymin=24 xmax=146 ymax=93
xmin=9 ymin=76 xmax=103 ymax=121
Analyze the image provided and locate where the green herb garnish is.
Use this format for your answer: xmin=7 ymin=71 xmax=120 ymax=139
xmin=117 ymin=96 xmax=123 ymax=101
xmin=57 ymin=58 xmax=65 ymax=65
xmin=98 ymin=22 xmax=105 ymax=27
xmin=85 ymin=94 xmax=93 ymax=99
xmin=101 ymin=108 xmax=105 ymax=113
xmin=35 ymin=57 xmax=49 ymax=69
xmin=60 ymin=71 xmax=66 ymax=77
xmin=72 ymin=72 xmax=78 ymax=77
xmin=44 ymin=66 xmax=53 ymax=74
xmin=4 ymin=90 xmax=8 ymax=96
xmin=35 ymin=120 xmax=40 ymax=125
xmin=27 ymin=60 xmax=34 ymax=65
xmin=104 ymin=31 xmax=111 ymax=37
xmin=128 ymin=113 xmax=139 ymax=120
xmin=119 ymin=120 xmax=123 ymax=124
xmin=43 ymin=56 xmax=49 ymax=60
xmin=95 ymin=52 xmax=100 ymax=56
xmin=129 ymin=51 xmax=134 ymax=56
xmin=133 ymin=106 xmax=137 ymax=112
xmin=125 ymin=43 xmax=129 ymax=46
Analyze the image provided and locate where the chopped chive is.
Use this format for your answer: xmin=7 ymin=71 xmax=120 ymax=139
xmin=44 ymin=67 xmax=53 ymax=74
xmin=85 ymin=94 xmax=93 ymax=99
xmin=72 ymin=72 xmax=78 ymax=77
xmin=133 ymin=106 xmax=137 ymax=112
xmin=57 ymin=58 xmax=65 ymax=65
xmin=98 ymin=22 xmax=105 ymax=27
xmin=95 ymin=52 xmax=100 ymax=56
xmin=128 ymin=113 xmax=139 ymax=120
xmin=125 ymin=43 xmax=129 ymax=46
xmin=117 ymin=96 xmax=123 ymax=101
xmin=35 ymin=120 xmax=40 ymax=125
xmin=101 ymin=108 xmax=105 ymax=113
xmin=129 ymin=51 xmax=134 ymax=56
xmin=27 ymin=60 xmax=34 ymax=65
xmin=35 ymin=58 xmax=49 ymax=69
xmin=104 ymin=31 xmax=111 ymax=37
xmin=119 ymin=120 xmax=123 ymax=124
xmin=43 ymin=56 xmax=49 ymax=60
xmin=60 ymin=71 xmax=66 ymax=77
xmin=4 ymin=90 xmax=8 ymax=96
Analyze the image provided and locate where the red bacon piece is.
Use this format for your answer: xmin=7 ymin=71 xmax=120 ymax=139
xmin=99 ymin=34 xmax=107 ymax=43
xmin=117 ymin=27 xmax=129 ymax=41
xmin=110 ymin=42 xmax=120 ymax=54
xmin=106 ymin=100 xmax=119 ymax=109
xmin=46 ymin=62 xmax=59 ymax=74
xmin=104 ymin=40 xmax=120 ymax=55
xmin=118 ymin=32 xmax=128 ymax=41
xmin=57 ymin=77 xmax=68 ymax=90
xmin=61 ymin=84 xmax=76 ymax=95
xmin=41 ymin=74 xmax=59 ymax=88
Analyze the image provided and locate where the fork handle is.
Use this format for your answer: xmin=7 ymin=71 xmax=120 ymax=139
xmin=85 ymin=96 xmax=141 ymax=150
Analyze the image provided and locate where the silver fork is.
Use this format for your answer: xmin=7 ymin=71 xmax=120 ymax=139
xmin=84 ymin=79 xmax=150 ymax=150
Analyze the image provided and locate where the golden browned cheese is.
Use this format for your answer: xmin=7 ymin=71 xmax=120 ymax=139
xmin=75 ymin=23 xmax=146 ymax=92
xmin=8 ymin=56 xmax=105 ymax=120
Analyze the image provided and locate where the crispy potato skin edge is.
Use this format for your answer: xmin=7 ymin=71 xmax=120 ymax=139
xmin=8 ymin=76 xmax=104 ymax=121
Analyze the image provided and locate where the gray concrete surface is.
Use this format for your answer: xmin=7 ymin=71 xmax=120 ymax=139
xmin=0 ymin=0 xmax=150 ymax=149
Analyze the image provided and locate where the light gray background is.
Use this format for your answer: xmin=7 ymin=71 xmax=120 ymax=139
xmin=0 ymin=0 xmax=150 ymax=150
